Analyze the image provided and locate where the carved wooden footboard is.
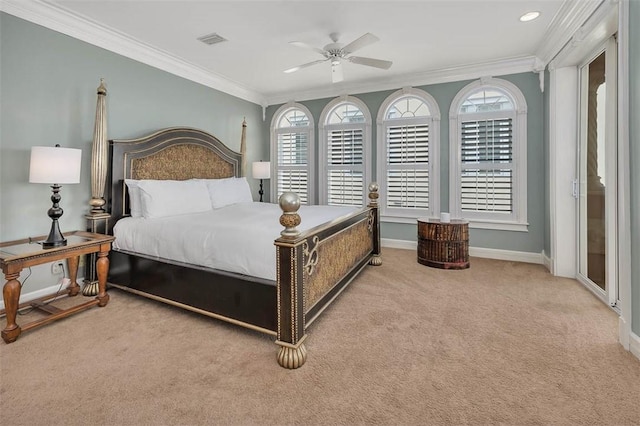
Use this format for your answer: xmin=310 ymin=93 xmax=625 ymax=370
xmin=274 ymin=184 xmax=381 ymax=369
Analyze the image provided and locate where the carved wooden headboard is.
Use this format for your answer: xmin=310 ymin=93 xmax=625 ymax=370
xmin=108 ymin=127 xmax=244 ymax=231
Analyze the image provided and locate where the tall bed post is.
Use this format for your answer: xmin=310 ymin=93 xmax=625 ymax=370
xmin=84 ymin=78 xmax=111 ymax=296
xmin=240 ymin=118 xmax=247 ymax=177
xmin=368 ymin=182 xmax=382 ymax=266
xmin=274 ymin=192 xmax=307 ymax=369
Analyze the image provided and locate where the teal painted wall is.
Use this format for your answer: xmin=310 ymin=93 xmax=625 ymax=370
xmin=265 ymin=73 xmax=545 ymax=253
xmin=0 ymin=14 xmax=264 ymax=295
xmin=629 ymin=0 xmax=639 ymax=335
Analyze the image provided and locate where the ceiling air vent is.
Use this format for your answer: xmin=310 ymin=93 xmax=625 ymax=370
xmin=197 ymin=33 xmax=227 ymax=46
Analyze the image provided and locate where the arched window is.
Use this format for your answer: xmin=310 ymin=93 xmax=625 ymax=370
xmin=319 ymin=96 xmax=371 ymax=206
xmin=377 ymin=88 xmax=440 ymax=220
xmin=270 ymin=103 xmax=314 ymax=204
xmin=449 ymin=77 xmax=528 ymax=230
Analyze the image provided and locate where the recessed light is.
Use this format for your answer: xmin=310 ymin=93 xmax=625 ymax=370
xmin=520 ymin=11 xmax=541 ymax=22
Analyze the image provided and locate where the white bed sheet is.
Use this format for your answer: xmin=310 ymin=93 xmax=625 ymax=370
xmin=113 ymin=202 xmax=358 ymax=281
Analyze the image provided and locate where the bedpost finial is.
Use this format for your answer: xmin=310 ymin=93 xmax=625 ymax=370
xmin=279 ymin=192 xmax=300 ymax=213
xmin=368 ymin=182 xmax=379 ymax=207
xmin=279 ymin=192 xmax=301 ymax=237
xmin=97 ymin=78 xmax=107 ymax=95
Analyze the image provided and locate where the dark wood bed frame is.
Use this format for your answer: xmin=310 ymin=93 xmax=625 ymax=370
xmin=104 ymin=127 xmax=381 ymax=368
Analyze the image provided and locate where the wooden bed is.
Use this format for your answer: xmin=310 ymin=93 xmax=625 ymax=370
xmin=104 ymin=126 xmax=381 ymax=368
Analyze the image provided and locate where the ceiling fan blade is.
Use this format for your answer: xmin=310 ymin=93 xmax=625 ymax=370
xmin=347 ymin=56 xmax=393 ymax=70
xmin=289 ymin=41 xmax=326 ymax=56
xmin=341 ymin=33 xmax=380 ymax=55
xmin=331 ymin=61 xmax=344 ymax=83
xmin=284 ymin=59 xmax=328 ymax=74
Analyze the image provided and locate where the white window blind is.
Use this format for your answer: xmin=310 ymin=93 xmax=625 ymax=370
xmin=320 ymin=98 xmax=371 ymax=207
xmin=328 ymin=170 xmax=363 ymax=205
xmin=326 ymin=128 xmax=364 ymax=205
xmin=272 ymin=105 xmax=314 ymax=204
xmin=449 ymin=79 xmax=527 ymax=230
xmin=460 ymin=118 xmax=513 ymax=213
xmin=386 ymin=123 xmax=430 ymax=209
xmin=377 ymin=90 xmax=439 ymax=220
xmin=277 ymin=170 xmax=308 ymax=204
xmin=277 ymin=132 xmax=309 ymax=204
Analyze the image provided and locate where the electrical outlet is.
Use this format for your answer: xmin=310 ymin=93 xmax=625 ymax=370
xmin=51 ymin=260 xmax=65 ymax=275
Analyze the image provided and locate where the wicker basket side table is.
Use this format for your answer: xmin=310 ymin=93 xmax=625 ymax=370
xmin=417 ymin=218 xmax=469 ymax=269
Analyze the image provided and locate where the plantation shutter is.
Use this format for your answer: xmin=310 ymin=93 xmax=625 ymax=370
xmin=386 ymin=123 xmax=429 ymax=209
xmin=277 ymin=131 xmax=309 ymax=204
xmin=460 ymin=118 xmax=513 ymax=212
xmin=326 ymin=128 xmax=364 ymax=206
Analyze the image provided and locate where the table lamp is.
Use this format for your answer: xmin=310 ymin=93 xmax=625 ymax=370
xmin=29 ymin=145 xmax=82 ymax=248
xmin=252 ymin=161 xmax=271 ymax=202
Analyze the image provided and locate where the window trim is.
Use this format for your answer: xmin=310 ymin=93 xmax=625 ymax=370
xmin=449 ymin=77 xmax=528 ymax=231
xmin=318 ymin=95 xmax=372 ymax=206
xmin=270 ymin=102 xmax=315 ymax=204
xmin=376 ymin=87 xmax=441 ymax=222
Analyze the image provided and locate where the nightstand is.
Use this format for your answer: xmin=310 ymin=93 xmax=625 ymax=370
xmin=0 ymin=231 xmax=115 ymax=343
xmin=417 ymin=218 xmax=470 ymax=269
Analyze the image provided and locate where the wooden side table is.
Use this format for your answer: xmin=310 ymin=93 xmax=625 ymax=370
xmin=0 ymin=231 xmax=115 ymax=343
xmin=417 ymin=218 xmax=470 ymax=269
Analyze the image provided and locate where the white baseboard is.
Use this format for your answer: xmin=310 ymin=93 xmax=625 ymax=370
xmin=630 ymin=331 xmax=640 ymax=362
xmin=381 ymin=238 xmax=417 ymax=250
xmin=381 ymin=238 xmax=544 ymax=264
xmin=541 ymin=251 xmax=553 ymax=272
xmin=0 ymin=281 xmax=78 ymax=311
xmin=469 ymin=247 xmax=543 ymax=264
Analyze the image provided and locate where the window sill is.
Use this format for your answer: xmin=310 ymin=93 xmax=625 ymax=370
xmin=381 ymin=215 xmax=529 ymax=231
xmin=467 ymin=219 xmax=529 ymax=232
xmin=381 ymin=215 xmax=426 ymax=224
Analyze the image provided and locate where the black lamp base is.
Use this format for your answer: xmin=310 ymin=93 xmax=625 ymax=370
xmin=258 ymin=179 xmax=264 ymax=203
xmin=41 ymin=184 xmax=67 ymax=249
xmin=42 ymin=219 xmax=67 ymax=249
xmin=42 ymin=240 xmax=67 ymax=249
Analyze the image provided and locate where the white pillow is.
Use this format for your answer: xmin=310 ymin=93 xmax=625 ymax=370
xmin=136 ymin=179 xmax=212 ymax=219
xmin=206 ymin=177 xmax=253 ymax=209
xmin=124 ymin=179 xmax=143 ymax=218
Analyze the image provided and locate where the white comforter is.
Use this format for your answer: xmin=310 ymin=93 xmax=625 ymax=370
xmin=113 ymin=202 xmax=358 ymax=281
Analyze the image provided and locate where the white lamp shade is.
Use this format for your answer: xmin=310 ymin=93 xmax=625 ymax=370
xmin=252 ymin=161 xmax=271 ymax=179
xmin=29 ymin=146 xmax=82 ymax=184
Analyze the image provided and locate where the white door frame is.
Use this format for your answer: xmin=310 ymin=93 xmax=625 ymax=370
xmin=547 ymin=0 xmax=631 ymax=349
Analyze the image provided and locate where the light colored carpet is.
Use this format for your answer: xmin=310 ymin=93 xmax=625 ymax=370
xmin=1 ymin=248 xmax=639 ymax=425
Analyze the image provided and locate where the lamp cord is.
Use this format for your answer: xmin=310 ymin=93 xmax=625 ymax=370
xmin=13 ymin=264 xmax=67 ymax=316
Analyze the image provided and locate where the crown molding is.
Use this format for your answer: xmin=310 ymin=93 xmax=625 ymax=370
xmin=264 ymin=55 xmax=540 ymax=106
xmin=548 ymin=0 xmax=618 ymax=70
xmin=535 ymin=0 xmax=606 ymax=66
xmin=0 ymin=0 xmax=265 ymax=105
xmin=0 ymin=0 xmax=549 ymax=108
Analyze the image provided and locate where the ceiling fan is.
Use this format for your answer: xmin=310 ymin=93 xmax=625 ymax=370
xmin=284 ymin=32 xmax=392 ymax=83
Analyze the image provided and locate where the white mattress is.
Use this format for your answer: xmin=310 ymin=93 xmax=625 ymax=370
xmin=113 ymin=202 xmax=358 ymax=281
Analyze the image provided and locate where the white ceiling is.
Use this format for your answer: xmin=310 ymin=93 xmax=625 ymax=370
xmin=8 ymin=1 xmax=590 ymax=105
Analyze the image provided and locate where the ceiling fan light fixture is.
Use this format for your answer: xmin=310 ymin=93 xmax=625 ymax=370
xmin=519 ymin=11 xmax=540 ymax=22
xmin=286 ymin=32 xmax=391 ymax=82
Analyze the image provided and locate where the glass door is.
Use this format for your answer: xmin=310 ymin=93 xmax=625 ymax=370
xmin=577 ymin=37 xmax=618 ymax=306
